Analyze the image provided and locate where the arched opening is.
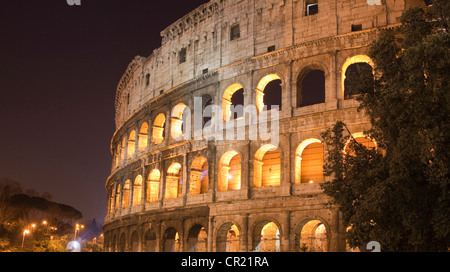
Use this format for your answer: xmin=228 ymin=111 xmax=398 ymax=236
xmin=127 ymin=130 xmax=136 ymax=159
xmin=342 ymin=55 xmax=374 ymax=100
xmin=222 ymin=84 xmax=244 ymax=121
xmin=110 ymin=234 xmax=117 ymax=252
xmin=187 ymin=225 xmax=208 ymax=252
xmin=253 ymin=221 xmax=280 ymax=252
xmin=189 ymin=156 xmax=209 ymax=195
xmin=122 ymin=180 xmax=131 ymax=209
xmin=253 ymin=144 xmax=281 ymax=188
xmin=147 ymin=169 xmax=160 ymax=203
xmin=256 ymin=74 xmax=282 ymax=112
xmin=138 ymin=122 xmax=149 ymax=152
xmin=163 ymin=227 xmax=180 ymax=252
xmin=344 ymin=133 xmax=377 ymax=156
xmin=217 ymin=223 xmax=240 ymax=252
xmin=114 ymin=185 xmax=120 ymax=211
xmin=297 ymin=69 xmax=325 ymax=107
xmin=202 ymin=95 xmax=213 ymax=128
xmin=218 ymin=151 xmax=241 ymax=192
xmin=165 ymin=163 xmax=182 ymax=199
xmin=171 ymin=103 xmax=190 ymax=140
xmin=295 ymin=139 xmax=324 ymax=184
xmin=143 ymin=228 xmax=157 ymax=252
xmin=119 ymin=233 xmax=126 ymax=252
xmin=298 ymin=220 xmax=328 ymax=252
xmin=152 ymin=113 xmax=166 ymax=145
xmin=132 ymin=175 xmax=143 ymax=206
xmin=130 ymin=231 xmax=139 ymax=252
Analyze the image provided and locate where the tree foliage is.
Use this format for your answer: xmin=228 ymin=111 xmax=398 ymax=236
xmin=321 ymin=1 xmax=450 ymax=251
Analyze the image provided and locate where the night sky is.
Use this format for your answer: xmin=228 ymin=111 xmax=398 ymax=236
xmin=0 ymin=0 xmax=208 ymax=225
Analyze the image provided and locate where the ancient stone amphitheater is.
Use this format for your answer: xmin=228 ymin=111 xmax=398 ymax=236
xmin=103 ymin=0 xmax=428 ymax=252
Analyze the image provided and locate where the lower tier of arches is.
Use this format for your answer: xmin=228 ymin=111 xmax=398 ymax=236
xmin=103 ymin=197 xmax=347 ymax=252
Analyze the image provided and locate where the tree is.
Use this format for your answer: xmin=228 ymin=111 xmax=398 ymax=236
xmin=321 ymin=1 xmax=450 ymax=251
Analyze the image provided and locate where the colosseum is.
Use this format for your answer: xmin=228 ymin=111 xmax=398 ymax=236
xmin=103 ymin=0 xmax=429 ymax=252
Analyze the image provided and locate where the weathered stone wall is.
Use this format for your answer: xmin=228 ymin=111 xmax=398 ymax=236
xmin=103 ymin=0 xmax=427 ymax=252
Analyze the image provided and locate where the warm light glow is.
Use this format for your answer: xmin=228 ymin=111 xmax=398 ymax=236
xmin=256 ymin=74 xmax=281 ymax=113
xmin=31 ymin=224 xmax=36 ymax=228
xmin=222 ymin=83 xmax=244 ymax=121
xmin=42 ymin=220 xmax=47 ymax=225
xmin=23 ymin=230 xmax=30 ymax=235
xmin=341 ymin=55 xmax=374 ymax=100
xmin=310 ymin=180 xmax=314 ymax=184
xmin=152 ymin=113 xmax=166 ymax=145
xmin=254 ymin=144 xmax=281 ymax=188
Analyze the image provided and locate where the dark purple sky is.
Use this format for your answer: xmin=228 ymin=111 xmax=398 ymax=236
xmin=0 ymin=0 xmax=208 ymax=225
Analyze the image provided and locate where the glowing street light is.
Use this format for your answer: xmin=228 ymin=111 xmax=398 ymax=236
xmin=74 ymin=224 xmax=84 ymax=240
xmin=22 ymin=230 xmax=30 ymax=248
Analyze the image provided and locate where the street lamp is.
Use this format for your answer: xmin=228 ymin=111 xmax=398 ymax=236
xmin=74 ymin=224 xmax=84 ymax=240
xmin=22 ymin=230 xmax=30 ymax=248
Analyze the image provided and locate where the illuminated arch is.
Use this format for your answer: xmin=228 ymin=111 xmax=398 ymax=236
xmin=127 ymin=130 xmax=136 ymax=159
xmin=256 ymin=74 xmax=282 ymax=112
xmin=344 ymin=132 xmax=377 ymax=155
xmin=252 ymin=221 xmax=281 ymax=252
xmin=297 ymin=219 xmax=328 ymax=252
xmin=253 ymin=144 xmax=281 ymax=187
xmin=171 ymin=103 xmax=190 ymax=140
xmin=218 ymin=150 xmax=241 ymax=192
xmin=132 ymin=175 xmax=143 ymax=206
xmin=138 ymin=122 xmax=149 ymax=152
xmin=187 ymin=224 xmax=208 ymax=252
xmin=165 ymin=162 xmax=182 ymax=199
xmin=147 ymin=169 xmax=161 ymax=203
xmin=295 ymin=138 xmax=324 ymax=184
xmin=222 ymin=83 xmax=244 ymax=121
xmin=216 ymin=223 xmax=241 ymax=252
xmin=122 ymin=180 xmax=131 ymax=209
xmin=341 ymin=55 xmax=374 ymax=100
xmin=189 ymin=156 xmax=209 ymax=195
xmin=152 ymin=113 xmax=166 ymax=145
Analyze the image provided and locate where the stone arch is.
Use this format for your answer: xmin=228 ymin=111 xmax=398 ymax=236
xmin=296 ymin=66 xmax=326 ymax=107
xmin=119 ymin=232 xmax=127 ymax=252
xmin=253 ymin=144 xmax=281 ymax=187
xmin=143 ymin=227 xmax=157 ymax=252
xmin=189 ymin=156 xmax=209 ymax=195
xmin=201 ymin=94 xmax=213 ymax=128
xmin=218 ymin=150 xmax=241 ymax=192
xmin=295 ymin=138 xmax=324 ymax=184
xmin=171 ymin=103 xmax=190 ymax=140
xmin=163 ymin=227 xmax=181 ymax=252
xmin=130 ymin=230 xmax=140 ymax=252
xmin=344 ymin=132 xmax=377 ymax=155
xmin=295 ymin=218 xmax=330 ymax=252
xmin=147 ymin=169 xmax=161 ymax=203
xmin=138 ymin=122 xmax=149 ymax=152
xmin=122 ymin=179 xmax=131 ymax=209
xmin=165 ymin=162 xmax=183 ymax=199
xmin=114 ymin=183 xmax=121 ymax=211
xmin=216 ymin=222 xmax=241 ymax=252
xmin=341 ymin=55 xmax=374 ymax=100
xmin=152 ymin=113 xmax=166 ymax=145
xmin=252 ymin=220 xmax=281 ymax=252
xmin=127 ymin=130 xmax=136 ymax=159
xmin=132 ymin=175 xmax=143 ymax=206
xmin=186 ymin=224 xmax=208 ymax=252
xmin=222 ymin=83 xmax=244 ymax=121
xmin=256 ymin=74 xmax=282 ymax=112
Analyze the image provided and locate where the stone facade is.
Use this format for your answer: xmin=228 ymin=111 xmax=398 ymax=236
xmin=103 ymin=0 xmax=427 ymax=252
